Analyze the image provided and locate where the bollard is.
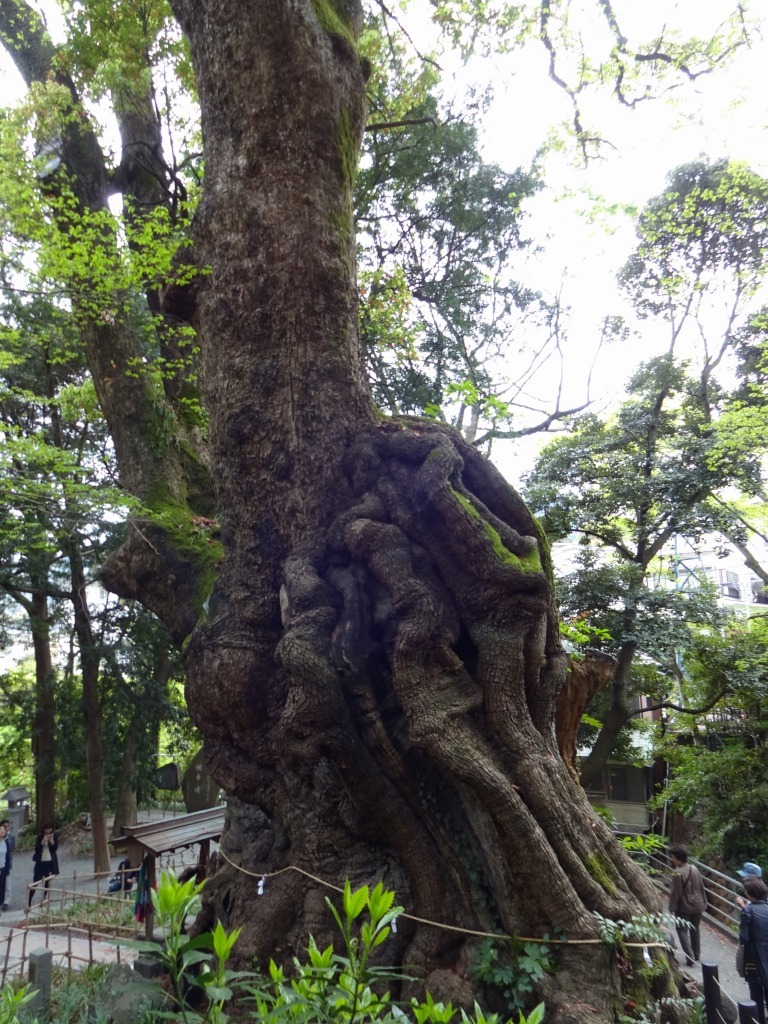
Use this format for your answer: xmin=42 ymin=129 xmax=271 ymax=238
xmin=28 ymin=947 xmax=53 ymax=1018
xmin=702 ymin=962 xmax=727 ymax=1024
xmin=738 ymin=1003 xmax=759 ymax=1024
xmin=134 ymin=953 xmax=164 ymax=979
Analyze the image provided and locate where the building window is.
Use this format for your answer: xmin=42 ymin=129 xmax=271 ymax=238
xmin=719 ymin=569 xmax=741 ymax=600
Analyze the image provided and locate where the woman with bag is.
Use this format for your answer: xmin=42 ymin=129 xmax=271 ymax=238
xmin=28 ymin=823 xmax=59 ymax=908
xmin=668 ymin=844 xmax=707 ymax=967
xmin=739 ymin=876 xmax=768 ymax=1024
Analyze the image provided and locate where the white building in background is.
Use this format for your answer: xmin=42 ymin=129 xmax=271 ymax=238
xmin=551 ymin=531 xmax=768 ymax=613
xmin=659 ymin=534 xmax=768 ymax=612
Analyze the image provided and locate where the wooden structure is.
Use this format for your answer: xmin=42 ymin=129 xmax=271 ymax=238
xmin=113 ymin=806 xmax=226 ymax=937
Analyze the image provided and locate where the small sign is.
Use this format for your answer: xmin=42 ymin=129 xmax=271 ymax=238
xmin=181 ymin=750 xmax=222 ymax=812
xmin=155 ymin=763 xmax=180 ymax=790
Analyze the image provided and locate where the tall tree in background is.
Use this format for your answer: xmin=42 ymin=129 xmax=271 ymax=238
xmin=525 ymin=356 xmax=749 ymax=787
xmin=527 ymin=158 xmax=768 ymax=787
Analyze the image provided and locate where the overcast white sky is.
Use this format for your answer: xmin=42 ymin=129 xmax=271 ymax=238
xmin=485 ymin=11 xmax=768 ymax=394
xmin=434 ymin=3 xmax=768 ymax=477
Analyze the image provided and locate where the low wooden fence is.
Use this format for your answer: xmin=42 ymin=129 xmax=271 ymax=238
xmin=0 ymin=921 xmax=125 ymax=986
xmin=0 ymin=843 xmax=204 ymax=985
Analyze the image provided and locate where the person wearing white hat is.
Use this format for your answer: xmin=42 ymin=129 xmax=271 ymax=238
xmin=739 ymin=863 xmax=763 ymax=879
xmin=737 ymin=863 xmax=763 ymax=910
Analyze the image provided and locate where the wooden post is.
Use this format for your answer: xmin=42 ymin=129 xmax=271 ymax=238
xmin=702 ymin=963 xmax=726 ymax=1024
xmin=738 ymin=1003 xmax=759 ymax=1024
xmin=145 ymin=854 xmax=156 ymax=940
xmin=1 ymin=928 xmax=11 ymax=985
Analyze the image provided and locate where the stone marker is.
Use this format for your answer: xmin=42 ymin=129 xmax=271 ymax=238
xmin=28 ymin=947 xmax=52 ymax=1017
xmin=181 ymin=748 xmax=222 ymax=811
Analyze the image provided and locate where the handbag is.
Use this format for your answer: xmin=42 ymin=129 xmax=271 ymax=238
xmin=737 ymin=944 xmax=746 ymax=978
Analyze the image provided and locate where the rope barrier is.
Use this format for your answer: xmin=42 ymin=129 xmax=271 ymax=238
xmin=216 ymin=845 xmax=670 ymax=950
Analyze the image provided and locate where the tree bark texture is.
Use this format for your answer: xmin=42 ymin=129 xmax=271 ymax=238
xmin=66 ymin=541 xmax=111 ymax=874
xmin=157 ymin=3 xmax=674 ymax=1021
xmin=29 ymin=588 xmax=57 ymax=829
xmin=555 ymin=651 xmax=618 ymax=779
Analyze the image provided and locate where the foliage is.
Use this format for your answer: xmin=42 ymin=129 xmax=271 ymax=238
xmin=0 ymin=981 xmax=37 ymax=1024
xmin=591 ymin=911 xmax=679 ymax=947
xmin=48 ymin=963 xmax=114 ymax=1024
xmin=650 ymin=616 xmax=768 ymax=863
xmin=620 ymin=160 xmax=768 ymax=324
xmin=355 ymin=62 xmax=551 ymax=444
xmin=617 ymin=996 xmax=705 ymax=1024
xmin=526 ymin=325 xmax=767 ymax=778
xmin=591 ymin=806 xmax=616 ymax=829
xmin=470 ymin=938 xmax=553 ymax=1016
xmin=131 ymin=871 xmax=244 ymax=1024
xmin=245 ymin=879 xmax=407 ymax=1024
xmin=619 ymin=835 xmax=668 ymax=878
xmin=127 ymin=875 xmax=550 ymax=1024
xmin=619 ymin=834 xmax=667 ymax=858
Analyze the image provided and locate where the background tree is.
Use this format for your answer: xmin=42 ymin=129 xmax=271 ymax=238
xmin=652 ymin=616 xmax=768 ymax=865
xmin=526 ymin=158 xmax=768 ymax=787
xmin=525 ymin=355 xmax=748 ymax=786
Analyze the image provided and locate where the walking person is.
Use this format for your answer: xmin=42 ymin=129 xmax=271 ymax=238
xmin=28 ymin=823 xmax=59 ymax=908
xmin=668 ymin=843 xmax=707 ymax=967
xmin=739 ymin=876 xmax=768 ymax=1024
xmin=0 ymin=824 xmax=9 ymax=912
xmin=737 ymin=863 xmax=763 ymax=910
xmin=0 ymin=819 xmax=15 ymax=910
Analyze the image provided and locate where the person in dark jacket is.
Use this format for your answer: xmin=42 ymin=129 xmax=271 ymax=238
xmin=740 ymin=876 xmax=768 ymax=1024
xmin=108 ymin=858 xmax=138 ymax=893
xmin=0 ymin=819 xmax=15 ymax=911
xmin=0 ymin=824 xmax=9 ymax=912
xmin=28 ymin=823 xmax=59 ymax=908
xmin=668 ymin=844 xmax=707 ymax=967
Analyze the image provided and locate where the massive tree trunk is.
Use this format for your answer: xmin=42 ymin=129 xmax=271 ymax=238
xmin=150 ymin=2 xmax=676 ymax=1020
xmin=0 ymin=0 xmax=681 ymax=1017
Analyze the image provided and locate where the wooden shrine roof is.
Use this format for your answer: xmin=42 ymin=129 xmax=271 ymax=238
xmin=113 ymin=806 xmax=226 ymax=859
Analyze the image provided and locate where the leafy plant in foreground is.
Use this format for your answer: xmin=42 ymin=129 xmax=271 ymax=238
xmin=134 ymin=871 xmax=245 ymax=1024
xmin=245 ymin=879 xmax=406 ymax=1024
xmin=470 ymin=937 xmax=553 ymax=1015
xmin=128 ymin=873 xmax=546 ymax=1024
xmin=0 ymin=982 xmax=37 ymax=1024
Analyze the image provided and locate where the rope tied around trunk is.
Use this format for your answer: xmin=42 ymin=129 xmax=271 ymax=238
xmin=215 ymin=844 xmax=670 ymax=949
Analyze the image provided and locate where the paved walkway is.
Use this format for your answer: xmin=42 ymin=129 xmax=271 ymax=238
xmin=675 ymin=917 xmax=746 ymax=1017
